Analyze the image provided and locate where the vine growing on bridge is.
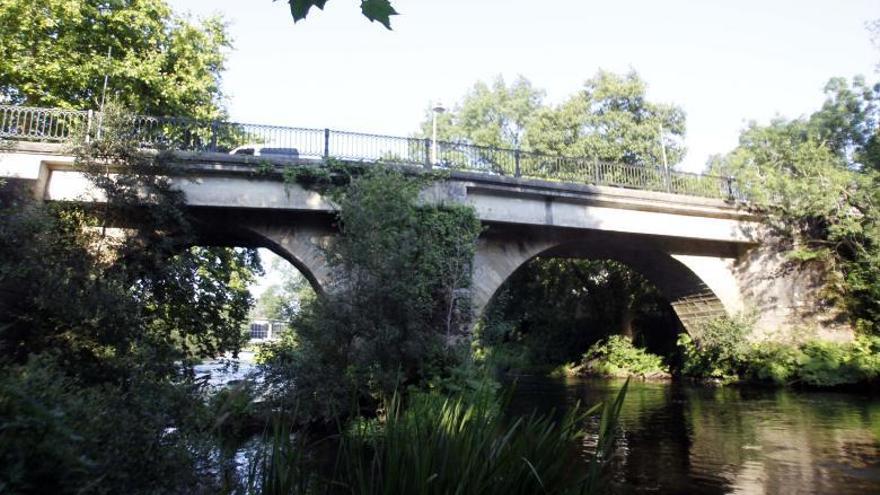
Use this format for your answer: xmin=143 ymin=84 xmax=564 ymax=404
xmin=260 ymin=165 xmax=483 ymax=423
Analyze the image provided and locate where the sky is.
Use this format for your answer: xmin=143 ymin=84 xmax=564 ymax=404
xmin=168 ymin=0 xmax=878 ymax=173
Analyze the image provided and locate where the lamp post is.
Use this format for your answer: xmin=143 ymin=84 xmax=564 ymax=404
xmin=431 ymin=102 xmax=445 ymax=164
xmin=97 ymin=4 xmax=113 ymax=139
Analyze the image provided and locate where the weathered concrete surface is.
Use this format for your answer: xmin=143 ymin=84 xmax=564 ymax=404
xmin=0 ymin=142 xmax=853 ymax=341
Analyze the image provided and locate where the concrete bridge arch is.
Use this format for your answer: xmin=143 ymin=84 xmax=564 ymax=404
xmin=472 ymin=226 xmax=744 ymax=334
xmin=189 ymin=210 xmax=336 ymax=296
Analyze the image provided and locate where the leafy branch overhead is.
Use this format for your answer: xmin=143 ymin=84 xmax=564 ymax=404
xmin=281 ymin=0 xmax=398 ymax=29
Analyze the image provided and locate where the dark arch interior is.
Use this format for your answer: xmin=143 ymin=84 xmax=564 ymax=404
xmin=479 ymin=255 xmax=685 ymax=372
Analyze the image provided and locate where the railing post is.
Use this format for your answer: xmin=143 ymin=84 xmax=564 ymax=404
xmin=593 ymin=156 xmax=600 ymax=185
xmin=209 ymin=121 xmax=218 ymax=152
xmin=514 ymin=149 xmax=521 ymax=177
xmin=323 ymin=128 xmax=330 ymax=159
xmin=96 ymin=110 xmax=104 ymax=140
xmin=665 ymin=166 xmax=672 ymax=193
xmin=726 ymin=176 xmax=735 ymax=201
xmin=424 ymin=138 xmax=431 ymax=170
xmin=85 ymin=110 xmax=93 ymax=143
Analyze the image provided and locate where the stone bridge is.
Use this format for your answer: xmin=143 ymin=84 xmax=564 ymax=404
xmin=0 ymin=142 xmax=847 ymax=341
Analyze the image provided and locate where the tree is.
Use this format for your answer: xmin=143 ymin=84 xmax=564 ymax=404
xmin=0 ymin=106 xmax=261 ymax=381
xmin=0 ymin=108 xmax=261 ymax=492
xmin=253 ymin=255 xmax=314 ymax=321
xmin=0 ymin=0 xmax=230 ymax=120
xmin=711 ymin=83 xmax=880 ymax=333
xmin=419 ymin=76 xmax=545 ymax=149
xmin=280 ymin=0 xmax=398 ymax=30
xmin=526 ymin=70 xmax=686 ymax=166
xmin=807 ymin=76 xmax=880 ymax=171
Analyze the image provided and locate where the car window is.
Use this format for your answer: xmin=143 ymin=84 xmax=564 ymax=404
xmin=260 ymin=148 xmax=299 ymax=157
xmin=233 ymin=148 xmax=255 ymax=155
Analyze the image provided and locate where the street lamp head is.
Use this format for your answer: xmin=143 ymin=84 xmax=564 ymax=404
xmin=432 ymin=102 xmax=446 ymax=114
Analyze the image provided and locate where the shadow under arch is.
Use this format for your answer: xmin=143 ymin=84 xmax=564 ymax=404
xmin=474 ymin=227 xmax=732 ymax=335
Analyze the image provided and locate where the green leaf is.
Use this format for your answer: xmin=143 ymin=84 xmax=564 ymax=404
xmin=285 ymin=0 xmax=329 ymax=22
xmin=361 ymin=0 xmax=398 ymax=30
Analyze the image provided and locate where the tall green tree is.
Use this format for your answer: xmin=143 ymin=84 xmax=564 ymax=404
xmin=0 ymin=0 xmax=230 ymax=120
xmin=420 ymin=76 xmax=545 ymax=149
xmin=711 ymin=79 xmax=880 ymax=333
xmin=527 ymin=70 xmax=686 ymax=165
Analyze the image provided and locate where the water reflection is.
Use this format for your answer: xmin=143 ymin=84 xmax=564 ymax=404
xmin=506 ymin=376 xmax=880 ymax=494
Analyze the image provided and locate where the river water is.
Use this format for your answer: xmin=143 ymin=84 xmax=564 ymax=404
xmin=198 ymin=357 xmax=880 ymax=493
xmin=506 ymin=375 xmax=880 ymax=494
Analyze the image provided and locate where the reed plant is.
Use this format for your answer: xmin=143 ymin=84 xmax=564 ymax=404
xmin=245 ymin=380 xmax=628 ymax=495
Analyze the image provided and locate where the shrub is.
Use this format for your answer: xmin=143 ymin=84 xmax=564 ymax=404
xmin=851 ymin=335 xmax=880 ymax=380
xmin=677 ymin=316 xmax=752 ymax=382
xmin=0 ymin=355 xmax=216 ymax=494
xmin=677 ymin=314 xmax=880 ymax=387
xmin=744 ymin=342 xmax=803 ymax=384
xmin=579 ymin=335 xmax=669 ymax=378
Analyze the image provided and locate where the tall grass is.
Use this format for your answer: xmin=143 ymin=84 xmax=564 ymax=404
xmin=245 ymin=381 xmax=628 ymax=494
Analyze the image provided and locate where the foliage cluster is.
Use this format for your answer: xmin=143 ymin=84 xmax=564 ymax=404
xmin=259 ymin=167 xmax=483 ymax=424
xmin=284 ymin=0 xmax=398 ymax=30
xmin=677 ymin=316 xmax=753 ymax=382
xmin=577 ymin=335 xmax=670 ymax=378
xmin=421 ymin=71 xmax=685 ymax=167
xmin=0 ymin=354 xmax=218 ymax=494
xmin=678 ymin=317 xmax=880 ymax=387
xmin=252 ymin=254 xmax=315 ymax=322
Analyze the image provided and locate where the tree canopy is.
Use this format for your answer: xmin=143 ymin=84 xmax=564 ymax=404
xmin=711 ymin=74 xmax=880 ymax=333
xmin=528 ymin=71 xmax=686 ymax=165
xmin=420 ymin=71 xmax=686 ymax=167
xmin=419 ymin=76 xmax=545 ymax=149
xmin=0 ymin=0 xmax=230 ymax=120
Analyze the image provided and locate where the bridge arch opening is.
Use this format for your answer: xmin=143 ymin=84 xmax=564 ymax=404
xmin=186 ymin=212 xmax=335 ymax=342
xmin=473 ymin=232 xmax=732 ymax=373
xmin=189 ymin=211 xmax=334 ymax=298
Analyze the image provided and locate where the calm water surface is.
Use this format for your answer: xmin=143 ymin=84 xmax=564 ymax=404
xmin=506 ymin=375 xmax=880 ymax=494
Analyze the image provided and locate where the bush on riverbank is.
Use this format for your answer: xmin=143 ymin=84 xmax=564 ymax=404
xmin=573 ymin=335 xmax=670 ymax=378
xmin=0 ymin=355 xmax=218 ymax=494
xmin=677 ymin=316 xmax=880 ymax=386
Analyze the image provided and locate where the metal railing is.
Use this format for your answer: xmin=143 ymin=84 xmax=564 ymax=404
xmin=0 ymin=105 xmax=743 ymax=200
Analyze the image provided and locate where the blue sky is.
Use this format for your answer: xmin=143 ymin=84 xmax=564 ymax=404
xmin=169 ymin=0 xmax=878 ymax=173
